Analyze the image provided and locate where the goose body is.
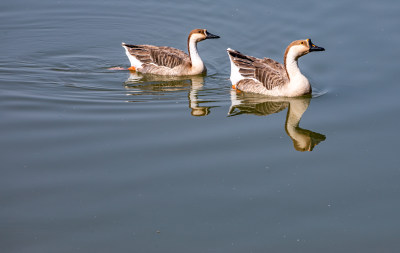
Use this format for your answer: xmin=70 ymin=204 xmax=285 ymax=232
xmin=227 ymin=39 xmax=325 ymax=97
xmin=122 ymin=29 xmax=219 ymax=76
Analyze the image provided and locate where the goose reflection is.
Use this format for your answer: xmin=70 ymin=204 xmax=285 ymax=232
xmin=124 ymin=72 xmax=210 ymax=116
xmin=229 ymin=90 xmax=326 ymax=151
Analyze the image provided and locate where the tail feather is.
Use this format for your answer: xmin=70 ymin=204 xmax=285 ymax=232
xmin=122 ymin=43 xmax=144 ymax=68
xmin=227 ymin=48 xmax=257 ymax=85
xmin=227 ymin=48 xmax=254 ymax=64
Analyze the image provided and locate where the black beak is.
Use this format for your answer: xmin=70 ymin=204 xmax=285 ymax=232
xmin=309 ymin=41 xmax=325 ymax=52
xmin=206 ymin=31 xmax=220 ymax=39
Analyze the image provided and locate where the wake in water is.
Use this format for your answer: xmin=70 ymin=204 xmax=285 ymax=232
xmin=108 ymin=66 xmax=127 ymax=70
xmin=312 ymin=88 xmax=329 ymax=98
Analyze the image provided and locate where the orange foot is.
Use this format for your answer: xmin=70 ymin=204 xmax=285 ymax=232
xmin=232 ymin=85 xmax=242 ymax=93
xmin=128 ymin=66 xmax=136 ymax=72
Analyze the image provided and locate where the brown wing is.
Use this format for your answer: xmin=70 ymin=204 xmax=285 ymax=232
xmin=124 ymin=44 xmax=190 ymax=69
xmin=261 ymin=57 xmax=286 ymax=74
xmin=254 ymin=65 xmax=287 ymax=90
xmin=228 ymin=49 xmax=288 ymax=90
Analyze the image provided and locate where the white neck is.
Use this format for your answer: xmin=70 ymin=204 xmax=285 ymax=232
xmin=285 ymin=48 xmax=304 ymax=80
xmin=188 ymin=36 xmax=205 ymax=73
xmin=285 ymin=47 xmax=310 ymax=95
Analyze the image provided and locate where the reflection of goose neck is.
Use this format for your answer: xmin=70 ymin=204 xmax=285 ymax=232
xmin=188 ymin=76 xmax=209 ymax=116
xmin=285 ymin=99 xmax=311 ymax=151
xmin=285 ymin=100 xmax=309 ymax=128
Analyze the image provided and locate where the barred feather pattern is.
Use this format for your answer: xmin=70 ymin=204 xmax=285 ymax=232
xmin=228 ymin=49 xmax=289 ymax=90
xmin=124 ymin=44 xmax=191 ymax=69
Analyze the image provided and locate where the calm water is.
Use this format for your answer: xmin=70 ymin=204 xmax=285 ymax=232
xmin=1 ymin=0 xmax=400 ymax=252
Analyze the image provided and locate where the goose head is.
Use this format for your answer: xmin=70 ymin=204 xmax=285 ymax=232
xmin=188 ymin=29 xmax=220 ymax=43
xmin=284 ymin=39 xmax=325 ymax=62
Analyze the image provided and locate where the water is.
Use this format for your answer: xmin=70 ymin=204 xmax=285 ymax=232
xmin=1 ymin=0 xmax=400 ymax=252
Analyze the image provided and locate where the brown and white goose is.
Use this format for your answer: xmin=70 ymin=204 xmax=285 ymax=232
xmin=122 ymin=29 xmax=219 ymax=76
xmin=227 ymin=39 xmax=325 ymax=97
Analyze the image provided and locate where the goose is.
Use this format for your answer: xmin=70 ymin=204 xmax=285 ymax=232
xmin=227 ymin=39 xmax=325 ymax=97
xmin=122 ymin=29 xmax=220 ymax=76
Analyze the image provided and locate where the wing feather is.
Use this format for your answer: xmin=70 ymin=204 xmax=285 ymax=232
xmin=124 ymin=44 xmax=190 ymax=69
xmin=228 ymin=49 xmax=289 ymax=90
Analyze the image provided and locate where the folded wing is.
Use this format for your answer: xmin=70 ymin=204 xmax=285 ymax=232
xmin=124 ymin=44 xmax=190 ymax=69
xmin=228 ymin=49 xmax=289 ymax=90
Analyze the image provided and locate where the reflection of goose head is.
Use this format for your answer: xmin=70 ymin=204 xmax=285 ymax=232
xmin=124 ymin=73 xmax=211 ymax=116
xmin=229 ymin=90 xmax=326 ymax=152
xmin=191 ymin=107 xmax=210 ymax=116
